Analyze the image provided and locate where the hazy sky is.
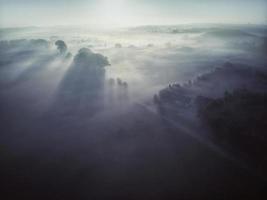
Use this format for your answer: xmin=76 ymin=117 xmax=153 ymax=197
xmin=0 ymin=0 xmax=266 ymax=27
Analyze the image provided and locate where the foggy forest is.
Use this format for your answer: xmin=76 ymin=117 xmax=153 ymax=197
xmin=0 ymin=0 xmax=267 ymax=199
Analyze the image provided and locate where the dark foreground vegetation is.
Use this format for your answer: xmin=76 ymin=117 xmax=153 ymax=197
xmin=1 ymin=25 xmax=267 ymax=199
xmin=196 ymin=89 xmax=267 ymax=167
xmin=154 ymin=62 xmax=267 ymax=175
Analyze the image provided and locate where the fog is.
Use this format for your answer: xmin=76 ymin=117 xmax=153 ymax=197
xmin=0 ymin=24 xmax=267 ymax=199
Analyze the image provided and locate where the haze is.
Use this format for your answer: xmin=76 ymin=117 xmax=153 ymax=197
xmin=0 ymin=0 xmax=266 ymax=27
xmin=1 ymin=1 xmax=267 ymax=199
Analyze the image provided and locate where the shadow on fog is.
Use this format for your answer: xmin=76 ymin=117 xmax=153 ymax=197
xmin=4 ymin=54 xmax=59 ymax=89
xmin=1 ymin=26 xmax=267 ymax=199
xmin=0 ymin=39 xmax=75 ymax=136
xmin=0 ymin=39 xmax=72 ymax=90
xmin=48 ymin=48 xmax=110 ymax=121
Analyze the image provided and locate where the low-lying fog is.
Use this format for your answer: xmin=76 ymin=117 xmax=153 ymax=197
xmin=1 ymin=25 xmax=266 ymax=103
xmin=0 ymin=24 xmax=267 ymax=199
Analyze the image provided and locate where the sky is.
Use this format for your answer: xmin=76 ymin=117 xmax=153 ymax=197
xmin=0 ymin=0 xmax=266 ymax=27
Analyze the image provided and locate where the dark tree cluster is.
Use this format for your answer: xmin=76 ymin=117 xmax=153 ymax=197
xmin=115 ymin=43 xmax=122 ymax=48
xmin=153 ymin=83 xmax=194 ymax=119
xmin=196 ymin=89 xmax=267 ymax=166
xmin=154 ymin=62 xmax=267 ymax=169
xmin=55 ymin=40 xmax=67 ymax=54
xmin=157 ymin=84 xmax=192 ymax=106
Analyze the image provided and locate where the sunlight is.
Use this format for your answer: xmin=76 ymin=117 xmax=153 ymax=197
xmin=1 ymin=1 xmax=267 ymax=199
xmin=93 ymin=0 xmax=136 ymax=27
